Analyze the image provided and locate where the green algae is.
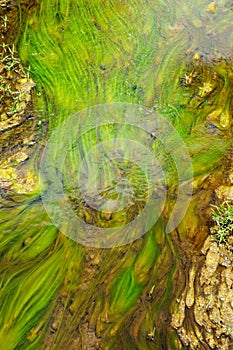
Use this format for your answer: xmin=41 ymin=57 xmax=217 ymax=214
xmin=1 ymin=0 xmax=233 ymax=349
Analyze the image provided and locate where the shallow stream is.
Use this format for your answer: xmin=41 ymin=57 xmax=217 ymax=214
xmin=1 ymin=1 xmax=233 ymax=349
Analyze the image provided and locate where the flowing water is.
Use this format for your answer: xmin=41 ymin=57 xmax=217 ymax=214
xmin=1 ymin=1 xmax=233 ymax=349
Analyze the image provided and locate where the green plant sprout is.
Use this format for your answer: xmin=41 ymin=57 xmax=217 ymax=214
xmin=0 ymin=43 xmax=20 ymax=71
xmin=0 ymin=42 xmax=9 ymax=52
xmin=210 ymin=201 xmax=233 ymax=244
xmin=1 ymin=15 xmax=9 ymax=30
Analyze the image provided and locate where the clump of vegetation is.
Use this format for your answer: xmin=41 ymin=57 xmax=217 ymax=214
xmin=210 ymin=201 xmax=233 ymax=243
xmin=0 ymin=43 xmax=20 ymax=71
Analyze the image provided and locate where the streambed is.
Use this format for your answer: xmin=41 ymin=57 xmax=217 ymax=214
xmin=0 ymin=1 xmax=233 ymax=349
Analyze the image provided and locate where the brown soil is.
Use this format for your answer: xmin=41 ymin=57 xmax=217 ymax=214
xmin=171 ymin=150 xmax=233 ymax=349
xmin=0 ymin=0 xmax=40 ymax=193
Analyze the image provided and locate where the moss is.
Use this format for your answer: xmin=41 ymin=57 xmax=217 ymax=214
xmin=211 ymin=201 xmax=233 ymax=244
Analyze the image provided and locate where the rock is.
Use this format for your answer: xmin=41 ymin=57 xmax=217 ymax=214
xmin=215 ymin=186 xmax=233 ymax=200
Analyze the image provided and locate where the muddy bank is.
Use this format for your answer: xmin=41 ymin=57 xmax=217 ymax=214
xmin=0 ymin=0 xmax=40 ymax=193
xmin=172 ymin=150 xmax=233 ymax=349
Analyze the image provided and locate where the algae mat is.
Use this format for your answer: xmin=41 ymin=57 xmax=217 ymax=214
xmin=1 ymin=0 xmax=233 ymax=349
